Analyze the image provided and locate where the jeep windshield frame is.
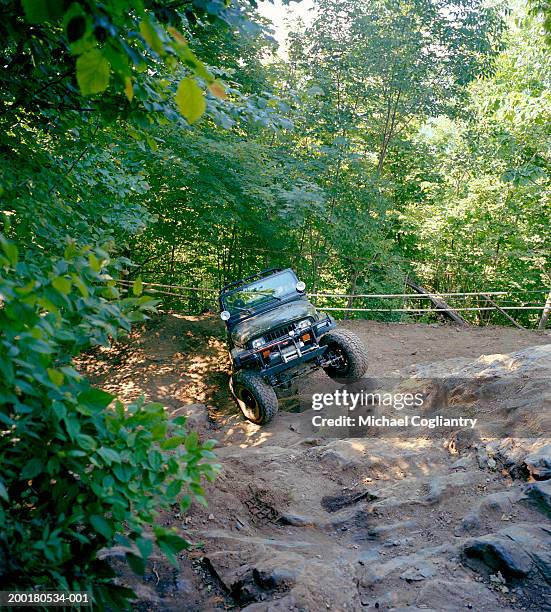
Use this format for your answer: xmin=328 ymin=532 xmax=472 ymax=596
xmin=220 ymin=269 xmax=302 ymax=322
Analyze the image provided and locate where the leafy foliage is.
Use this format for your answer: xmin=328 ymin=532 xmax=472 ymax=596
xmin=0 ymin=233 xmax=219 ymax=606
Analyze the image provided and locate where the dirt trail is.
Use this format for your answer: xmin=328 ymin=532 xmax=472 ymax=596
xmin=80 ymin=315 xmax=551 ymax=611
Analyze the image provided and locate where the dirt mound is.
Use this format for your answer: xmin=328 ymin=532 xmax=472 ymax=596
xmin=79 ymin=315 xmax=551 ymax=610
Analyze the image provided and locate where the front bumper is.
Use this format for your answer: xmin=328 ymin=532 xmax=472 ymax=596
xmin=262 ymin=344 xmax=328 ymax=380
xmin=232 ymin=314 xmax=336 ymax=384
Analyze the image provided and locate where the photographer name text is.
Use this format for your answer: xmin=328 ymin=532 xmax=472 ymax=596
xmin=312 ymin=414 xmax=477 ymax=429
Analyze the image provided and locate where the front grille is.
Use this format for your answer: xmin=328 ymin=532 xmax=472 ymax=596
xmin=264 ymin=323 xmax=295 ymax=343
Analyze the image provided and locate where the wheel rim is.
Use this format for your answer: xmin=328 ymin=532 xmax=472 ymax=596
xmin=326 ymin=344 xmax=350 ymax=375
xmin=237 ymin=386 xmax=260 ymax=421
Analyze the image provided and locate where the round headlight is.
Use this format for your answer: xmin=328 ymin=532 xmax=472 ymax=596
xmin=252 ymin=337 xmax=265 ymax=349
xmin=220 ymin=310 xmax=231 ymax=321
xmin=297 ymin=319 xmax=310 ymax=329
xmin=296 ymin=280 xmax=306 ymax=292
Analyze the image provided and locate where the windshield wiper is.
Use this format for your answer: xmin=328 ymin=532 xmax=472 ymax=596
xmin=233 ymin=306 xmax=252 ymax=313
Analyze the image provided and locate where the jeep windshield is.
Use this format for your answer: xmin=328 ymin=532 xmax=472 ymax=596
xmin=223 ymin=271 xmax=298 ymax=315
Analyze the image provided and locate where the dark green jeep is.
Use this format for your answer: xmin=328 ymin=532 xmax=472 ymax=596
xmin=219 ymin=268 xmax=368 ymax=424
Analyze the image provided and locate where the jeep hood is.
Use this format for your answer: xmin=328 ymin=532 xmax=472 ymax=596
xmin=231 ymin=301 xmax=318 ymax=347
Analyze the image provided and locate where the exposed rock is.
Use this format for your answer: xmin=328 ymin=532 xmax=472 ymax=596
xmin=484 ymin=438 xmax=540 ymax=479
xmin=253 ymin=567 xmax=297 ymax=589
xmin=416 ymin=579 xmax=500 ymax=611
xmin=451 ymin=455 xmax=475 ymax=470
xmin=463 ymin=523 xmax=551 ymax=591
xmin=456 ymin=488 xmax=526 ymax=535
xmin=463 ymin=534 xmax=533 ymax=577
xmin=318 ymin=440 xmax=364 ymax=470
xmin=358 ymin=544 xmax=455 ymax=587
xmin=400 ymin=562 xmax=435 ymax=582
xmin=455 ymin=513 xmax=481 ymax=535
xmin=524 ymin=480 xmax=551 ymax=516
xmin=532 ymin=550 xmax=551 ymax=584
xmin=278 ymin=513 xmax=316 ymax=527
xmin=321 ymin=489 xmax=377 ymax=513
xmin=170 ymin=403 xmax=211 ymax=432
xmin=241 ymin=594 xmax=298 ymax=610
xmin=476 ymin=445 xmax=490 ymax=469
xmin=524 ymin=445 xmax=551 ymax=480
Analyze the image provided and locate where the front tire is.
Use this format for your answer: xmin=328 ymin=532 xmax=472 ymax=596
xmin=230 ymin=370 xmax=279 ymax=425
xmin=320 ymin=329 xmax=368 ymax=382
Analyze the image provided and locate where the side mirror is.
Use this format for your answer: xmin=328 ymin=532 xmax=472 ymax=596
xmin=296 ymin=281 xmax=306 ymax=292
xmin=220 ymin=310 xmax=231 ymax=321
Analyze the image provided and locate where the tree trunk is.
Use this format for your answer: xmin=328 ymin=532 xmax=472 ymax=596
xmin=538 ymin=288 xmax=551 ymax=330
xmin=406 ymin=279 xmax=469 ymax=326
xmin=482 ymin=294 xmax=524 ymax=330
xmin=169 ymin=244 xmax=175 ymax=283
xmin=344 ymin=269 xmax=360 ymax=320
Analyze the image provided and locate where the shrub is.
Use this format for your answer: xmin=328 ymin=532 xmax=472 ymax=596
xmin=0 ymin=234 xmax=219 ymax=608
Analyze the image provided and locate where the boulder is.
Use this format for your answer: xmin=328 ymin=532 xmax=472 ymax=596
xmin=524 ymin=445 xmax=551 ymax=480
xmin=524 ymin=480 xmax=551 ymax=516
xmin=463 ymin=534 xmax=533 ymax=577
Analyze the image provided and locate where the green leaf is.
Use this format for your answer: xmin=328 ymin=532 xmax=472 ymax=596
xmin=47 ymin=368 xmax=64 ymax=386
xmin=76 ymin=434 xmax=97 ymax=451
xmin=160 ymin=436 xmax=186 ymax=450
xmin=113 ymin=463 xmax=132 ymax=482
xmin=90 ymin=515 xmax=112 ymax=539
xmin=151 ymin=422 xmax=167 ymax=440
xmin=76 ymin=50 xmax=111 ymax=96
xmin=21 ymin=458 xmax=43 ymax=479
xmin=180 ymin=495 xmax=191 ymax=512
xmin=98 ymin=447 xmax=122 ymax=465
xmin=157 ymin=533 xmax=189 ymax=565
xmin=136 ymin=536 xmax=153 ymax=560
xmin=22 ymin=0 xmax=64 ymax=23
xmin=88 ymin=253 xmax=101 ymax=272
xmin=126 ymin=552 xmax=146 ymax=575
xmin=175 ymin=78 xmax=206 ymax=125
xmin=124 ymin=77 xmax=134 ymax=102
xmin=52 ymin=276 xmax=71 ymax=295
xmin=0 ymin=236 xmax=18 ymax=266
xmin=72 ymin=276 xmax=89 ymax=298
xmin=139 ymin=19 xmax=164 ymax=55
xmin=78 ymin=388 xmax=114 ymax=410
xmin=0 ymin=481 xmax=9 ymax=502
xmin=132 ymin=278 xmax=143 ymax=296
xmin=166 ymin=480 xmax=181 ymax=497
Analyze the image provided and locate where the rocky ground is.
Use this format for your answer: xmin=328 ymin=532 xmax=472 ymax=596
xmin=80 ymin=315 xmax=551 ymax=611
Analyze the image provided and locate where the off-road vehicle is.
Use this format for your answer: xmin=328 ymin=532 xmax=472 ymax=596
xmin=219 ymin=268 xmax=368 ymax=424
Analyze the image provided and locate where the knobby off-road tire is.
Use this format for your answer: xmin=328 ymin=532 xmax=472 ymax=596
xmin=231 ymin=370 xmax=279 ymax=425
xmin=320 ymin=329 xmax=368 ymax=383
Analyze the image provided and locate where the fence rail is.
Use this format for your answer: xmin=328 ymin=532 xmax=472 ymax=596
xmin=116 ymin=279 xmax=547 ymax=301
xmin=115 ymin=279 xmax=548 ymax=326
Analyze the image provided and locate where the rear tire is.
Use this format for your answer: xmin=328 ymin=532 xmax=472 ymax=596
xmin=320 ymin=329 xmax=368 ymax=382
xmin=230 ymin=370 xmax=279 ymax=425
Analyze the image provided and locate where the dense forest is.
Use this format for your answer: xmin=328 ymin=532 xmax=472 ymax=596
xmin=0 ymin=0 xmax=549 ymax=605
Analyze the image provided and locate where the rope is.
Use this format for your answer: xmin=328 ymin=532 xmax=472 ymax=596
xmin=116 ymin=279 xmax=548 ymax=300
xmin=317 ymin=306 xmax=545 ymax=312
xmin=117 ymin=279 xmax=218 ymax=293
xmin=130 ymin=287 xmax=545 ymax=313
